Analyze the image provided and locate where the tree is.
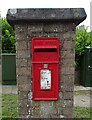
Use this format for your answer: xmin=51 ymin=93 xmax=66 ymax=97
xmin=1 ymin=18 xmax=15 ymax=53
xmin=75 ymin=26 xmax=91 ymax=68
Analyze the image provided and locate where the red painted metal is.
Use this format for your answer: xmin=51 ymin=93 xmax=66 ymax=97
xmin=32 ymin=37 xmax=59 ymax=100
xmin=32 ymin=37 xmax=59 ymax=63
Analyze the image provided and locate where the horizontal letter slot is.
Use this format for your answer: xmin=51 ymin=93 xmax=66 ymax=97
xmin=34 ymin=48 xmax=57 ymax=52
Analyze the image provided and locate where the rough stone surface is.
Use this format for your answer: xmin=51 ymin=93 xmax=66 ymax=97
xmin=7 ymin=8 xmax=87 ymax=26
xmin=15 ymin=23 xmax=75 ymax=118
xmin=6 ymin=8 xmax=86 ymax=119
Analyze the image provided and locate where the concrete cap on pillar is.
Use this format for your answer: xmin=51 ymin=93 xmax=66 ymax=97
xmin=6 ymin=8 xmax=87 ymax=27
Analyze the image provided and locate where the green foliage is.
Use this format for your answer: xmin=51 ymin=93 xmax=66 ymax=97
xmin=0 ymin=18 xmax=16 ymax=53
xmin=90 ymin=32 xmax=92 ymax=46
xmin=75 ymin=26 xmax=91 ymax=68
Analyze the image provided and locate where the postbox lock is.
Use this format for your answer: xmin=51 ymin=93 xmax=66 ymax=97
xmin=44 ymin=64 xmax=48 ymax=68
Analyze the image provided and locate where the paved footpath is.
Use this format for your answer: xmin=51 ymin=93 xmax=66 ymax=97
xmin=74 ymin=92 xmax=91 ymax=107
xmin=0 ymin=85 xmax=92 ymax=107
xmin=74 ymin=86 xmax=92 ymax=107
xmin=1 ymin=85 xmax=17 ymax=94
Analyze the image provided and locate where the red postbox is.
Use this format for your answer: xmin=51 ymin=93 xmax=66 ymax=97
xmin=32 ymin=37 xmax=59 ymax=100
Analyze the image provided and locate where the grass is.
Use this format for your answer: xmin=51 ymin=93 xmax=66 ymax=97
xmin=2 ymin=94 xmax=18 ymax=118
xmin=74 ymin=90 xmax=90 ymax=95
xmin=73 ymin=107 xmax=92 ymax=118
xmin=1 ymin=94 xmax=92 ymax=119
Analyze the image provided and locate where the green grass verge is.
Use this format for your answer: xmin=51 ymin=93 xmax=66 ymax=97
xmin=74 ymin=90 xmax=90 ymax=95
xmin=73 ymin=107 xmax=92 ymax=118
xmin=1 ymin=94 xmax=92 ymax=119
xmin=2 ymin=94 xmax=18 ymax=118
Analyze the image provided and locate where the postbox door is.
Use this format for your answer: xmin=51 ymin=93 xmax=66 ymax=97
xmin=32 ymin=63 xmax=58 ymax=100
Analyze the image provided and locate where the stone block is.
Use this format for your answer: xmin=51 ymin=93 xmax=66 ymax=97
xmin=43 ymin=23 xmax=64 ymax=33
xmin=63 ymin=31 xmax=75 ymax=41
xmin=17 ymin=75 xmax=31 ymax=86
xmin=18 ymin=84 xmax=31 ymax=91
xmin=28 ymin=23 xmax=43 ymax=33
xmin=63 ymin=23 xmax=76 ymax=32
xmin=18 ymin=100 xmax=30 ymax=115
xmin=15 ymin=33 xmax=28 ymax=41
xmin=63 ymin=107 xmax=73 ymax=118
xmin=18 ymin=91 xmax=28 ymax=100
xmin=7 ymin=9 xmax=87 ymax=27
xmin=62 ymin=40 xmax=75 ymax=50
xmin=15 ymin=24 xmax=28 ymax=34
xmin=31 ymin=32 xmax=44 ymax=38
xmin=43 ymin=32 xmax=61 ymax=37
xmin=15 ymin=25 xmax=30 ymax=41
xmin=16 ymin=41 xmax=28 ymax=50
xmin=16 ymin=67 xmax=31 ymax=76
xmin=63 ymin=91 xmax=74 ymax=100
xmin=27 ymin=41 xmax=31 ymax=50
xmin=16 ymin=50 xmax=30 ymax=59
xmin=27 ymin=59 xmax=31 ymax=67
xmin=16 ymin=58 xmax=27 ymax=67
xmin=60 ymin=58 xmax=75 ymax=68
xmin=61 ymin=66 xmax=75 ymax=75
xmin=39 ymin=101 xmax=58 ymax=118
xmin=64 ymin=100 xmax=73 ymax=107
xmin=30 ymin=101 xmax=41 ymax=118
xmin=61 ymin=50 xmax=75 ymax=59
xmin=60 ymin=84 xmax=74 ymax=92
xmin=60 ymin=74 xmax=74 ymax=84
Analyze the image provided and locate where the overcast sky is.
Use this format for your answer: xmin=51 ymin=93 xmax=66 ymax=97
xmin=0 ymin=0 xmax=91 ymax=31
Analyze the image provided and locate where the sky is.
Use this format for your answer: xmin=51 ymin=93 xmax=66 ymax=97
xmin=0 ymin=0 xmax=91 ymax=31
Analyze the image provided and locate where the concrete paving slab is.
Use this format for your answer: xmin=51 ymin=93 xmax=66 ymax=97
xmin=2 ymin=86 xmax=12 ymax=94
xmin=74 ymin=85 xmax=91 ymax=107
xmin=2 ymin=85 xmax=17 ymax=94
xmin=74 ymin=93 xmax=91 ymax=107
xmin=11 ymin=85 xmax=18 ymax=94
xmin=74 ymin=85 xmax=91 ymax=91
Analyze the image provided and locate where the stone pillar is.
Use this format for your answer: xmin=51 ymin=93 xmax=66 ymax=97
xmin=7 ymin=8 xmax=86 ymax=119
